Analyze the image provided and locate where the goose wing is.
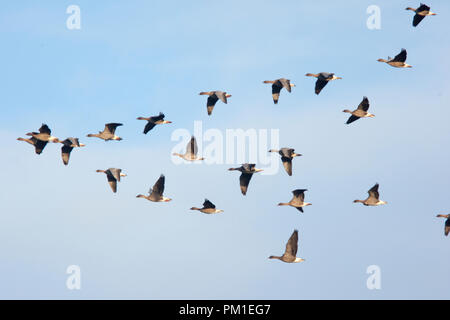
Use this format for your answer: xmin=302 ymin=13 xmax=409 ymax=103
xmin=207 ymin=95 xmax=219 ymax=116
xmin=368 ymin=183 xmax=380 ymax=200
xmin=445 ymin=218 xmax=450 ymax=236
xmin=278 ymin=78 xmax=292 ymax=93
xmin=34 ymin=138 xmax=48 ymax=154
xmin=346 ymin=115 xmax=360 ymax=125
xmin=284 ymin=230 xmax=298 ymax=259
xmin=281 ymin=156 xmax=293 ymax=176
xmin=105 ymin=170 xmax=118 ymax=193
xmin=315 ymin=78 xmax=329 ymax=95
xmin=357 ymin=96 xmax=370 ymax=111
xmin=292 ymin=189 xmax=306 ymax=202
xmin=239 ymin=172 xmax=253 ymax=195
xmin=39 ymin=124 xmax=51 ymax=135
xmin=215 ymin=91 xmax=228 ymax=104
xmin=61 ymin=144 xmax=73 ymax=165
xmin=105 ymin=123 xmax=123 ymax=134
xmin=393 ymin=49 xmax=407 ymax=62
xmin=150 ymin=175 xmax=165 ymax=197
xmin=203 ymin=199 xmax=216 ymax=209
xmin=271 ymin=82 xmax=282 ymax=104
xmin=186 ymin=136 xmax=198 ymax=156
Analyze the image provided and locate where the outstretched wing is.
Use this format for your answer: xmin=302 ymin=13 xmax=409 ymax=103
xmin=203 ymin=199 xmax=216 ymax=209
xmin=315 ymin=79 xmax=328 ymax=95
xmin=292 ymin=189 xmax=306 ymax=202
xmin=150 ymin=113 xmax=165 ymax=122
xmin=151 ymin=174 xmax=165 ymax=196
xmin=105 ymin=123 xmax=123 ymax=134
xmin=186 ymin=136 xmax=198 ymax=156
xmin=284 ymin=230 xmax=298 ymax=258
xmin=281 ymin=157 xmax=293 ymax=176
xmin=368 ymin=183 xmax=380 ymax=200
xmin=346 ymin=115 xmax=360 ymax=125
xmin=357 ymin=96 xmax=369 ymax=111
xmin=413 ymin=14 xmax=426 ymax=27
xmin=143 ymin=122 xmax=156 ymax=134
xmin=272 ymin=83 xmax=282 ymax=104
xmin=34 ymin=139 xmax=48 ymax=154
xmin=39 ymin=124 xmax=51 ymax=135
xmin=393 ymin=49 xmax=407 ymax=62
xmin=279 ymin=78 xmax=292 ymax=93
xmin=239 ymin=173 xmax=253 ymax=195
xmin=215 ymin=91 xmax=228 ymax=104
xmin=61 ymin=145 xmax=73 ymax=165
xmin=207 ymin=95 xmax=219 ymax=116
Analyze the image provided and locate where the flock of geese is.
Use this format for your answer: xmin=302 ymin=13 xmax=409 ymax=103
xmin=16 ymin=4 xmax=447 ymax=265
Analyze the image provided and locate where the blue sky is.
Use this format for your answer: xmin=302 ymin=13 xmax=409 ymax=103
xmin=1 ymin=1 xmax=449 ymax=299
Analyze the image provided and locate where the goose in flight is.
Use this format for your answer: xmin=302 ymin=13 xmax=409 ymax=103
xmin=96 ymin=168 xmax=126 ymax=193
xmin=268 ymin=148 xmax=302 ymax=176
xmin=269 ymin=230 xmax=305 ymax=263
xmin=136 ymin=174 xmax=172 ymax=202
xmin=354 ymin=183 xmax=387 ymax=206
xmin=305 ymin=72 xmax=342 ymax=95
xmin=87 ymin=123 xmax=123 ymax=141
xmin=26 ymin=124 xmax=59 ymax=143
xmin=137 ymin=112 xmax=172 ymax=134
xmin=263 ymin=78 xmax=295 ymax=104
xmin=343 ymin=97 xmax=375 ymax=125
xmin=436 ymin=214 xmax=450 ymax=237
xmin=190 ymin=199 xmax=223 ymax=214
xmin=17 ymin=136 xmax=48 ymax=155
xmin=228 ymin=163 xmax=263 ymax=195
xmin=278 ymin=189 xmax=311 ymax=213
xmin=172 ymin=136 xmax=205 ymax=161
xmin=199 ymin=91 xmax=231 ymax=116
xmin=60 ymin=138 xmax=85 ymax=165
xmin=406 ymin=4 xmax=436 ymax=27
xmin=377 ymin=49 xmax=412 ymax=68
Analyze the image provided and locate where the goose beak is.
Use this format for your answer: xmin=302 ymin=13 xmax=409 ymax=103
xmin=255 ymin=169 xmax=264 ymax=172
xmin=164 ymin=121 xmax=172 ymax=124
xmin=79 ymin=143 xmax=86 ymax=147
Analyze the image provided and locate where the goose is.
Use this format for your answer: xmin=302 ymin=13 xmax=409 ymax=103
xmin=87 ymin=123 xmax=123 ymax=141
xmin=172 ymin=136 xmax=205 ymax=161
xmin=17 ymin=136 xmax=48 ymax=155
xmin=228 ymin=163 xmax=263 ymax=195
xmin=305 ymin=72 xmax=342 ymax=95
xmin=406 ymin=4 xmax=436 ymax=27
xmin=137 ymin=112 xmax=172 ymax=134
xmin=377 ymin=49 xmax=412 ymax=68
xmin=60 ymin=138 xmax=85 ymax=165
xmin=136 ymin=174 xmax=171 ymax=202
xmin=343 ymin=96 xmax=375 ymax=125
xmin=26 ymin=124 xmax=59 ymax=143
xmin=436 ymin=214 xmax=450 ymax=236
xmin=199 ymin=91 xmax=231 ymax=116
xmin=268 ymin=148 xmax=302 ymax=176
xmin=278 ymin=189 xmax=311 ymax=213
xmin=190 ymin=199 xmax=223 ymax=214
xmin=354 ymin=183 xmax=387 ymax=206
xmin=269 ymin=230 xmax=305 ymax=263
xmin=96 ymin=168 xmax=126 ymax=193
xmin=263 ymin=78 xmax=295 ymax=104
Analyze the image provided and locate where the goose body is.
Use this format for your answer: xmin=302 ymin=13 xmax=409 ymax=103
xmin=60 ymin=138 xmax=85 ymax=165
xmin=377 ymin=49 xmax=412 ymax=68
xmin=96 ymin=168 xmax=126 ymax=193
xmin=199 ymin=91 xmax=231 ymax=116
xmin=268 ymin=148 xmax=301 ymax=176
xmin=26 ymin=124 xmax=59 ymax=143
xmin=305 ymin=72 xmax=342 ymax=95
xmin=137 ymin=112 xmax=172 ymax=134
xmin=228 ymin=163 xmax=263 ymax=196
xmin=190 ymin=199 xmax=223 ymax=214
xmin=172 ymin=136 xmax=205 ymax=161
xmin=343 ymin=96 xmax=374 ymax=124
xmin=406 ymin=4 xmax=436 ymax=27
xmin=278 ymin=189 xmax=311 ymax=213
xmin=87 ymin=123 xmax=123 ymax=141
xmin=354 ymin=183 xmax=387 ymax=206
xmin=136 ymin=174 xmax=171 ymax=202
xmin=436 ymin=214 xmax=450 ymax=236
xmin=263 ymin=78 xmax=295 ymax=104
xmin=269 ymin=230 xmax=305 ymax=263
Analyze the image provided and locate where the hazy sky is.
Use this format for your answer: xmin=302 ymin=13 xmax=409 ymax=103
xmin=1 ymin=1 xmax=449 ymax=299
